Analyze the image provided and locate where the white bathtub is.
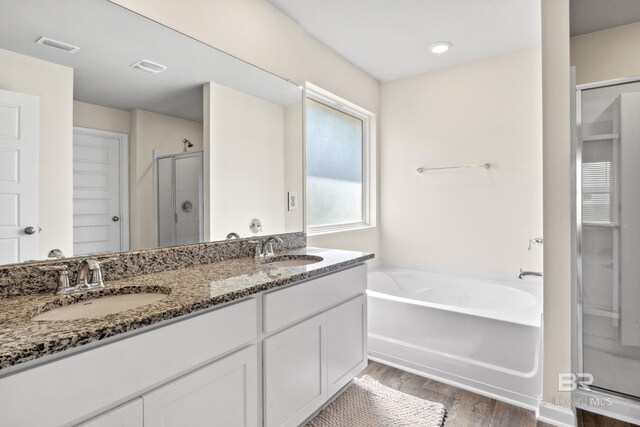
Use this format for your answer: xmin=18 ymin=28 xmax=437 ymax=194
xmin=367 ymin=263 xmax=542 ymax=409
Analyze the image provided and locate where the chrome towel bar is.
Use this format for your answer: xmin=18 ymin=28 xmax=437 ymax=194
xmin=417 ymin=163 xmax=491 ymax=173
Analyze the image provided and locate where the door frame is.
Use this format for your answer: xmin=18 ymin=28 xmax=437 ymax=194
xmin=73 ymin=126 xmax=130 ymax=252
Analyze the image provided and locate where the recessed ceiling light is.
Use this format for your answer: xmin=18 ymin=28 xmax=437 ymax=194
xmin=131 ymin=59 xmax=167 ymax=74
xmin=36 ymin=36 xmax=79 ymax=53
xmin=429 ymin=41 xmax=452 ymax=54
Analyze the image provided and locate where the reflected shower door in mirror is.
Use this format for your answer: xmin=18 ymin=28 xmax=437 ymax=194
xmin=0 ymin=0 xmax=303 ymax=265
xmin=156 ymin=152 xmax=204 ymax=247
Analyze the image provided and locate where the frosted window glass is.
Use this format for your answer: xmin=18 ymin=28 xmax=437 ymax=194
xmin=306 ymin=99 xmax=363 ymax=227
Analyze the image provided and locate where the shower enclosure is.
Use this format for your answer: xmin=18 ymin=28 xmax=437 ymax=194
xmin=155 ymin=151 xmax=204 ymax=247
xmin=574 ymin=76 xmax=640 ymax=423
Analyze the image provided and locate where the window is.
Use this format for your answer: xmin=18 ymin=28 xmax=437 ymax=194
xmin=305 ymin=87 xmax=372 ymax=234
xmin=582 ymin=161 xmax=616 ymax=224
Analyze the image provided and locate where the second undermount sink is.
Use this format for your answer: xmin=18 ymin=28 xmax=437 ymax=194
xmin=263 ymin=255 xmax=324 ymax=268
xmin=32 ymin=292 xmax=169 ymax=321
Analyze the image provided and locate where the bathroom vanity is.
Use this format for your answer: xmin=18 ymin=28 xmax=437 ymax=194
xmin=0 ymin=247 xmax=372 ymax=426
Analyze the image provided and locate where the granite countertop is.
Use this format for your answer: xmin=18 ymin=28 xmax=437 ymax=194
xmin=0 ymin=247 xmax=373 ymax=371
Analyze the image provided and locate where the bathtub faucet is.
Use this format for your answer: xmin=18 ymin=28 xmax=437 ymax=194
xmin=518 ymin=268 xmax=543 ymax=279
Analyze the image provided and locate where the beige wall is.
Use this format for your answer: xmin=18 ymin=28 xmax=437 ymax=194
xmin=541 ymin=0 xmax=572 ymax=414
xmin=571 ymin=21 xmax=640 ymax=85
xmin=378 ymin=48 xmax=542 ymax=275
xmin=283 ymin=104 xmax=304 ymax=233
xmin=110 ymin=0 xmax=381 ymax=254
xmin=129 ymin=110 xmax=203 ymax=249
xmin=205 ymin=83 xmax=286 ymax=240
xmin=73 ymin=101 xmax=130 ymax=134
xmin=0 ymin=48 xmax=74 ymax=259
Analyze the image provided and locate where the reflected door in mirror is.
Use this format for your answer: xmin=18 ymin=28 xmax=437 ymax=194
xmin=73 ymin=128 xmax=127 ymax=256
xmin=0 ymin=90 xmax=39 ymax=264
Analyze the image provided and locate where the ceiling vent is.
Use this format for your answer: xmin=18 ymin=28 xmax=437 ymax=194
xmin=130 ymin=60 xmax=167 ymax=74
xmin=36 ymin=36 xmax=80 ymax=53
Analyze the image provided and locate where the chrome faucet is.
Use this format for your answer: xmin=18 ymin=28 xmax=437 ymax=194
xmin=41 ymin=257 xmax=113 ymax=295
xmin=226 ymin=232 xmax=240 ymax=239
xmin=262 ymin=236 xmax=283 ymax=258
xmin=249 ymin=236 xmax=284 ymax=260
xmin=518 ymin=268 xmax=543 ymax=279
xmin=76 ymin=258 xmax=106 ymax=290
xmin=39 ymin=264 xmax=71 ymax=295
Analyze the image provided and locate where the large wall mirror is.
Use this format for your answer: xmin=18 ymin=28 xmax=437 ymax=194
xmin=0 ymin=0 xmax=304 ymax=265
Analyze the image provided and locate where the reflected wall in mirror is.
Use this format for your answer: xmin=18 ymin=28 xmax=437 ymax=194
xmin=0 ymin=0 xmax=303 ymax=266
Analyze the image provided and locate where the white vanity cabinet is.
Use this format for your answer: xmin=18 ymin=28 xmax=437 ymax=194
xmin=0 ymin=263 xmax=368 ymax=427
xmin=263 ymin=265 xmax=368 ymax=427
xmin=0 ymin=298 xmax=258 ymax=427
xmin=143 ymin=346 xmax=258 ymax=427
xmin=327 ymin=295 xmax=367 ymax=396
xmin=80 ymin=399 xmax=143 ymax=427
xmin=264 ymin=314 xmax=327 ymax=427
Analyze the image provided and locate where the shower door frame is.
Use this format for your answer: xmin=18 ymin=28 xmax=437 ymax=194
xmin=154 ymin=151 xmax=204 ymax=247
xmin=573 ymin=73 xmax=640 ymax=424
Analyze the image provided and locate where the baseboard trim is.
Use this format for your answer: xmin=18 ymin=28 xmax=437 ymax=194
xmin=536 ymin=401 xmax=575 ymax=427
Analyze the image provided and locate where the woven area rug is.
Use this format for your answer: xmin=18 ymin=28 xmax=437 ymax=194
xmin=306 ymin=375 xmax=446 ymax=426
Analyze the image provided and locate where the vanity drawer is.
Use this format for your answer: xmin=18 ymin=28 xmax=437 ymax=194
xmin=263 ymin=264 xmax=366 ymax=334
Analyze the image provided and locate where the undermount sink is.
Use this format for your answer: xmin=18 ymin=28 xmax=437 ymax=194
xmin=32 ymin=292 xmax=169 ymax=321
xmin=263 ymin=255 xmax=324 ymax=268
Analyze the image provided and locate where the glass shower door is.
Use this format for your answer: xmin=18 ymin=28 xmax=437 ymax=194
xmin=156 ymin=151 xmax=203 ymax=247
xmin=580 ymin=81 xmax=640 ymax=399
xmin=174 ymin=154 xmax=202 ymax=245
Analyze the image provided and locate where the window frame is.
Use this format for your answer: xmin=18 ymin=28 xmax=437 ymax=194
xmin=305 ymin=86 xmax=372 ymax=235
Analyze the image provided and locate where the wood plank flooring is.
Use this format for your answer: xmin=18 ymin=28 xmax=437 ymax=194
xmin=359 ymin=361 xmax=640 ymax=426
xmin=577 ymin=409 xmax=640 ymax=427
xmin=359 ymin=361 xmax=554 ymax=427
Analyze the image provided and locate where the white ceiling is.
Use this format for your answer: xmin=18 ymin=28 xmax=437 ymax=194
xmin=0 ymin=0 xmax=300 ymax=122
xmin=267 ymin=0 xmax=541 ymax=81
xmin=570 ymin=0 xmax=640 ymax=37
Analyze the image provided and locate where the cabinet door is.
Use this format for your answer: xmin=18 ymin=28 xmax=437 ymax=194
xmin=327 ymin=295 xmax=368 ymax=396
xmin=79 ymin=398 xmax=143 ymax=427
xmin=143 ymin=346 xmax=257 ymax=427
xmin=263 ymin=314 xmax=326 ymax=427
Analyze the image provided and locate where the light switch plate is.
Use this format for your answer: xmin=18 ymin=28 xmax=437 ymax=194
xmin=288 ymin=192 xmax=298 ymax=211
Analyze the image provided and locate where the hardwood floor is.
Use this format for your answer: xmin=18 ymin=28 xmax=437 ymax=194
xmin=359 ymin=361 xmax=554 ymax=427
xmin=577 ymin=409 xmax=640 ymax=427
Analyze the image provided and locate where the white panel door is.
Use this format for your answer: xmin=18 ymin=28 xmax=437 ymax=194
xmin=73 ymin=129 xmax=124 ymax=255
xmin=143 ymin=346 xmax=258 ymax=427
xmin=263 ymin=314 xmax=326 ymax=427
xmin=79 ymin=398 xmax=143 ymax=427
xmin=0 ymin=90 xmax=39 ymax=264
xmin=327 ymin=295 xmax=368 ymax=396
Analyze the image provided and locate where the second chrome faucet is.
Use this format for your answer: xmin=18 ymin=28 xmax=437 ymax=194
xmin=40 ymin=257 xmax=114 ymax=295
xmin=249 ymin=236 xmax=284 ymax=260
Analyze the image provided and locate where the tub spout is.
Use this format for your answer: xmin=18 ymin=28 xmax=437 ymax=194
xmin=518 ymin=268 xmax=543 ymax=279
